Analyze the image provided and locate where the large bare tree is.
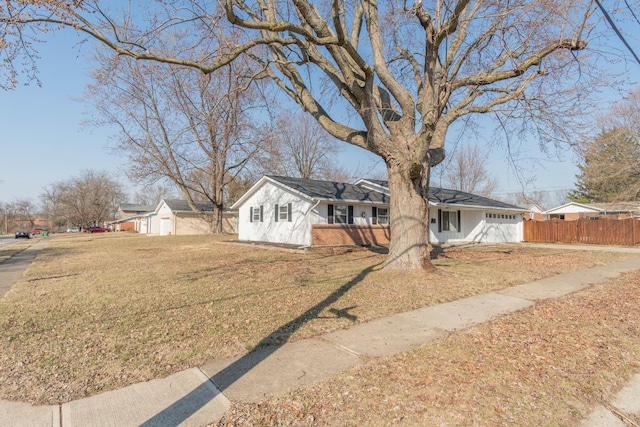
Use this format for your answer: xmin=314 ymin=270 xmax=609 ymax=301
xmin=1 ymin=1 xmax=624 ymax=270
xmin=85 ymin=46 xmax=267 ymax=233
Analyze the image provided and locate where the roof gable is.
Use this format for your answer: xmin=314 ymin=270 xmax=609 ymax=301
xmin=545 ymin=201 xmax=640 ymax=215
xmin=544 ymin=202 xmax=603 ymax=214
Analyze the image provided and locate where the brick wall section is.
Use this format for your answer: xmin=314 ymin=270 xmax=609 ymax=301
xmin=312 ymin=224 xmax=390 ymax=246
xmin=120 ymin=222 xmax=135 ymax=232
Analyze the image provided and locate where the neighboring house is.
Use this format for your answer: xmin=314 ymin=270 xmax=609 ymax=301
xmin=148 ymin=199 xmax=237 ymax=236
xmin=112 ymin=203 xmax=156 ymax=232
xmin=232 ymin=175 xmax=527 ymax=247
xmin=544 ymin=201 xmax=640 ymax=220
xmin=527 ymin=204 xmax=545 ymax=221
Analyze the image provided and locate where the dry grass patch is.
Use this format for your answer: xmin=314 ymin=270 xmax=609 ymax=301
xmin=216 ymin=271 xmax=640 ymax=426
xmin=0 ymin=233 xmax=635 ymax=405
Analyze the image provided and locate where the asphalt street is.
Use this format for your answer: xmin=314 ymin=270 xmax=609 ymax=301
xmin=0 ymin=234 xmax=18 ymax=249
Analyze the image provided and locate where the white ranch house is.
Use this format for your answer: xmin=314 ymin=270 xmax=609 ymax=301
xmin=232 ymin=175 xmax=527 ymax=247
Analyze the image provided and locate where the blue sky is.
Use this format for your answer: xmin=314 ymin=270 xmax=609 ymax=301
xmin=0 ymin=31 xmax=125 ymax=204
xmin=0 ymin=17 xmax=635 ymax=207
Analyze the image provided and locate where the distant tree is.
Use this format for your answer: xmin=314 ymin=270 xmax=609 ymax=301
xmin=133 ymin=183 xmax=177 ymax=207
xmin=507 ymin=189 xmax=569 ymax=210
xmin=436 ymin=144 xmax=498 ymax=197
xmin=40 ymin=184 xmax=69 ymax=231
xmin=259 ymin=113 xmax=345 ymax=180
xmin=1 ymin=199 xmax=37 ymax=232
xmin=570 ymin=128 xmax=640 ymax=203
xmin=570 ymin=89 xmax=640 ymax=203
xmin=41 ymin=170 xmax=126 ymax=228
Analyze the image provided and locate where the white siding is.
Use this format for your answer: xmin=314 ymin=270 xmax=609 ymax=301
xmin=139 ymin=217 xmax=148 ymax=233
xmin=482 ymin=212 xmax=522 ymax=243
xmin=160 ymin=218 xmax=172 ymax=236
xmin=237 ymin=182 xmax=314 ymax=246
xmin=429 ymin=208 xmax=477 ymax=244
xmin=429 ymin=209 xmax=523 ymax=244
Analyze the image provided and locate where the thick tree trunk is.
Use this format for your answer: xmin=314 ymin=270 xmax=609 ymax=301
xmin=383 ymin=163 xmax=435 ymax=271
xmin=210 ymin=204 xmax=224 ymax=234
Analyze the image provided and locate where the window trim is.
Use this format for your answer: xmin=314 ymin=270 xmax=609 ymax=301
xmin=334 ymin=205 xmax=348 ymax=224
xmin=328 ymin=204 xmax=353 ymax=225
xmin=250 ymin=205 xmax=263 ymax=222
xmin=377 ymin=207 xmax=389 ymax=225
xmin=440 ymin=209 xmax=460 ymax=232
xmin=275 ymin=203 xmax=293 ymax=222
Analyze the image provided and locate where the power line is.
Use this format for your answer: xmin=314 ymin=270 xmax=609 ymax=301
xmin=594 ymin=0 xmax=640 ymax=65
xmin=623 ymin=0 xmax=640 ymax=28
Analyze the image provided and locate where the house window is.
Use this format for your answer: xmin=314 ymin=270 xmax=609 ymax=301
xmin=279 ymin=205 xmax=289 ymax=221
xmin=250 ymin=205 xmax=263 ymax=222
xmin=372 ymin=207 xmax=386 ymax=225
xmin=328 ymin=204 xmax=354 ymax=224
xmin=335 ymin=205 xmax=348 ymax=224
xmin=377 ymin=207 xmax=389 ymax=225
xmin=274 ymin=203 xmax=292 ymax=222
xmin=439 ymin=209 xmax=460 ymax=232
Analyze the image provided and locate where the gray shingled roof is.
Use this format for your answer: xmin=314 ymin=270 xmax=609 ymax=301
xmin=268 ymin=176 xmax=389 ymax=204
xmin=119 ymin=203 xmax=156 ymax=214
xmin=429 ymin=187 xmax=525 ymax=210
xmin=163 ymin=199 xmax=215 ymax=212
xmin=366 ymin=180 xmax=523 ymax=210
xmin=272 ymin=176 xmax=523 ymax=211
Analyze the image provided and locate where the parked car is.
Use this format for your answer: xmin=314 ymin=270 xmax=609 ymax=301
xmin=31 ymin=228 xmax=43 ymax=236
xmin=85 ymin=226 xmax=109 ymax=233
xmin=15 ymin=230 xmax=30 ymax=239
xmin=66 ymin=227 xmax=80 ymax=233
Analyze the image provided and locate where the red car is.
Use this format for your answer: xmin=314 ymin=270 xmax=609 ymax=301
xmin=85 ymin=226 xmax=109 ymax=233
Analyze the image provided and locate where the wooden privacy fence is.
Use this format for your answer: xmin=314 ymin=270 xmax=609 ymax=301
xmin=524 ymin=218 xmax=640 ymax=246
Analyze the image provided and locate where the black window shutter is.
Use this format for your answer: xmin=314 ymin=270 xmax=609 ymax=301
xmin=457 ymin=210 xmax=461 ymax=232
xmin=274 ymin=204 xmax=279 ymax=222
xmin=328 ymin=204 xmax=334 ymax=224
xmin=372 ymin=207 xmax=378 ymax=225
xmin=287 ymin=203 xmax=292 ymax=222
xmin=259 ymin=205 xmax=264 ymax=222
xmin=438 ymin=209 xmax=442 ymax=233
xmin=348 ymin=206 xmax=354 ymax=224
xmin=250 ymin=207 xmax=253 ymax=223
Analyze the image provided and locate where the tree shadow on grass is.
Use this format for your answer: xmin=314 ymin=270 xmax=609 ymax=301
xmin=139 ymin=263 xmax=380 ymax=426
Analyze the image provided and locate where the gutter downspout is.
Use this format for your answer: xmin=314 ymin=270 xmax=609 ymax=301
xmin=304 ymin=198 xmax=322 ymax=248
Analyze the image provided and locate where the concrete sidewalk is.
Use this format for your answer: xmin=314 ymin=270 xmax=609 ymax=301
xmin=2 ymin=243 xmax=640 ymax=426
xmin=0 ymin=237 xmax=50 ymax=299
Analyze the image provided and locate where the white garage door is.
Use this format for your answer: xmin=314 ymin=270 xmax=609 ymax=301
xmin=483 ymin=216 xmax=521 ymax=243
xmin=160 ymin=218 xmax=171 ymax=236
